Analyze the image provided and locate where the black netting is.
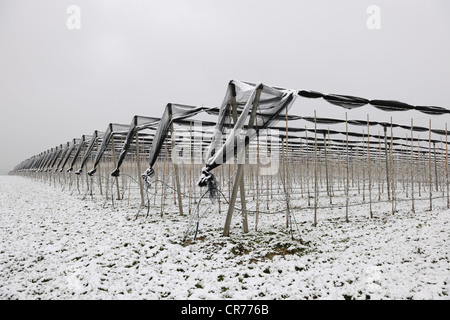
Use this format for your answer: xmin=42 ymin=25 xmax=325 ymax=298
xmin=141 ymin=104 xmax=211 ymax=186
xmin=33 ymin=151 xmax=48 ymax=171
xmin=415 ymin=105 xmax=450 ymax=115
xmin=323 ymin=94 xmax=369 ymax=109
xmin=67 ymin=135 xmax=91 ymax=173
xmin=298 ymin=88 xmax=449 ymax=115
xmin=58 ymin=138 xmax=80 ymax=172
xmin=200 ymin=80 xmax=297 ymax=191
xmin=75 ymin=131 xmax=104 ymax=175
xmin=111 ymin=115 xmax=160 ymax=177
xmin=38 ymin=149 xmax=52 ymax=172
xmin=45 ymin=147 xmax=60 ymax=172
xmin=54 ymin=142 xmax=70 ymax=172
xmin=87 ymin=123 xmax=130 ymax=176
xmin=370 ymin=100 xmax=415 ymax=112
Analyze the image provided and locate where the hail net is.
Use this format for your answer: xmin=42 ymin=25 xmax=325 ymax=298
xmin=87 ymin=123 xmax=130 ymax=176
xmin=111 ymin=115 xmax=160 ymax=177
xmin=75 ymin=131 xmax=105 ymax=175
xmin=58 ymin=139 xmax=80 ymax=172
xmin=198 ymin=80 xmax=297 ymax=194
xmin=140 ymin=104 xmax=212 ymax=187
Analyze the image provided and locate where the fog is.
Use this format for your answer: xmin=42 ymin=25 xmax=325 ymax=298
xmin=1 ymin=0 xmax=449 ymax=174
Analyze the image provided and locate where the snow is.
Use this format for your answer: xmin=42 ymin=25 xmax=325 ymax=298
xmin=0 ymin=175 xmax=449 ymax=300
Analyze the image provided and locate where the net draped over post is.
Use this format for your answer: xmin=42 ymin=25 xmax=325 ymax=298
xmin=199 ymin=80 xmax=297 ymax=192
xmin=140 ymin=103 xmax=213 ymax=187
xmin=87 ymin=123 xmax=130 ymax=176
xmin=110 ymin=115 xmax=160 ymax=177
xmin=67 ymin=135 xmax=91 ymax=173
xmin=58 ymin=139 xmax=80 ymax=172
xmin=75 ymin=131 xmax=105 ymax=175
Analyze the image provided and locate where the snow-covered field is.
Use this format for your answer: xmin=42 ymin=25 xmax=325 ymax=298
xmin=0 ymin=175 xmax=449 ymax=300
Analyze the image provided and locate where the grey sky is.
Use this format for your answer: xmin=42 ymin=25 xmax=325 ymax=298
xmin=1 ymin=0 xmax=449 ymax=174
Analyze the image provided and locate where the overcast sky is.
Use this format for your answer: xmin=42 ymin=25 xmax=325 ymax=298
xmin=1 ymin=0 xmax=449 ymax=174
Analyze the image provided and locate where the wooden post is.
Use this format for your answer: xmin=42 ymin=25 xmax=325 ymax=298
xmin=170 ymin=122 xmax=184 ymax=216
xmin=189 ymin=120 xmax=193 ymax=214
xmin=429 ymin=119 xmax=432 ymax=211
xmin=120 ymin=136 xmax=126 ymax=199
xmin=230 ymin=85 xmax=248 ymax=232
xmin=255 ymin=130 xmax=260 ymax=232
xmin=338 ymin=144 xmax=342 ymax=191
xmin=218 ymin=163 xmax=222 ymax=215
xmin=362 ymin=130 xmax=366 ymax=202
xmin=127 ymin=151 xmax=132 ymax=205
xmin=160 ymin=136 xmax=168 ymax=217
xmin=434 ymin=142 xmax=438 ymax=192
xmin=96 ymin=139 xmax=103 ymax=196
xmin=349 ymin=145 xmax=355 ymax=188
xmin=111 ymin=135 xmax=121 ymax=200
xmin=411 ymin=119 xmax=415 ymax=213
xmin=153 ymin=162 xmax=158 ymax=206
xmin=328 ymin=128 xmax=333 ymax=203
xmin=104 ymin=145 xmax=109 ymax=200
xmin=378 ymin=131 xmax=381 ymax=201
xmin=446 ymin=123 xmax=449 ymax=209
xmin=313 ymin=111 xmax=318 ymax=227
xmin=345 ymin=112 xmax=349 ymax=223
xmin=89 ymin=144 xmax=94 ymax=195
xmin=441 ymin=138 xmax=444 ymax=197
xmin=403 ymin=136 xmax=407 ymax=196
xmin=223 ymin=87 xmax=261 ymax=236
xmin=323 ymin=131 xmax=330 ymax=198
xmin=85 ymin=171 xmax=90 ymax=195
xmin=305 ymin=126 xmax=311 ymax=207
xmin=135 ymin=130 xmax=145 ymax=207
xmin=270 ymin=140 xmax=273 ymax=202
xmin=285 ymin=104 xmax=291 ymax=229
xmin=367 ymin=115 xmax=372 ymax=218
xmin=173 ymin=159 xmax=177 ymax=206
xmin=384 ymin=126 xmax=391 ymax=201
xmin=390 ymin=117 xmax=395 ymax=215
xmin=228 ymin=106 xmax=232 ymax=202
xmin=266 ymin=129 xmax=270 ymax=210
xmin=418 ymin=134 xmax=422 ymax=198
xmin=299 ymin=135 xmax=304 ymax=198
